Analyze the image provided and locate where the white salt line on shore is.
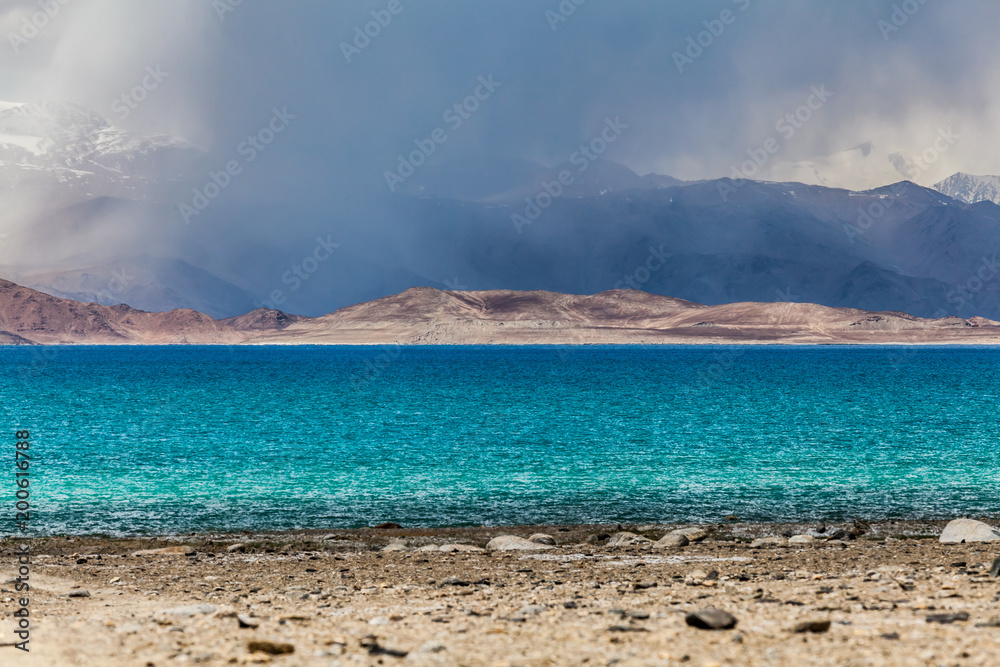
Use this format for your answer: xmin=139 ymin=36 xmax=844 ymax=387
xmin=520 ymin=553 xmax=752 ymax=564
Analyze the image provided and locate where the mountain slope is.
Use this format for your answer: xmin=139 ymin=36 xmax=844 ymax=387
xmin=0 ymin=281 xmax=996 ymax=345
xmin=0 ymin=101 xmax=198 ymax=201
xmin=0 ymin=279 xmax=297 ymax=344
xmin=252 ymin=287 xmax=1000 ymax=345
xmin=933 ymin=172 xmax=1000 ymax=205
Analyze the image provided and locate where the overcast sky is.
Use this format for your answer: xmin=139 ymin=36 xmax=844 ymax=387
xmin=1 ymin=0 xmax=999 ymax=196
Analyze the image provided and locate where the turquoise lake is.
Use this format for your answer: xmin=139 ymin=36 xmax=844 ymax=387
xmin=2 ymin=345 xmax=999 ymax=536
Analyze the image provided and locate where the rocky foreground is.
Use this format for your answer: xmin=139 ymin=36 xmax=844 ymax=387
xmin=3 ymin=520 xmax=1000 ymax=666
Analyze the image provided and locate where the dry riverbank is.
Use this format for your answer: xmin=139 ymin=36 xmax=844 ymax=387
xmin=2 ymin=520 xmax=1000 ymax=666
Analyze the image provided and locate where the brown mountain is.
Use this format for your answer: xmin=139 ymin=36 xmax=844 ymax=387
xmin=252 ymin=287 xmax=1000 ymax=345
xmin=0 ymin=279 xmax=298 ymax=344
xmin=0 ymin=281 xmax=998 ymax=345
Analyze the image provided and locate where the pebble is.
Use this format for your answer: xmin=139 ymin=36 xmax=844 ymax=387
xmin=788 ymin=535 xmax=815 ymax=545
xmin=162 ymin=604 xmax=216 ymax=617
xmin=237 ymin=614 xmax=260 ymax=629
xmin=247 ymin=640 xmax=295 ymax=655
xmin=373 ymin=522 xmax=403 ymax=529
xmin=827 ymin=529 xmax=856 ymax=541
xmin=608 ymin=625 xmax=648 ymax=632
xmin=926 ymin=612 xmax=969 ymax=624
xmin=360 ymin=635 xmax=408 ymax=658
xmin=227 ymin=543 xmax=248 ymax=553
xmin=791 ymin=619 xmax=831 ymax=633
xmin=687 ymin=569 xmax=708 ymax=582
xmin=685 ymin=608 xmax=738 ymax=630
xmin=415 ymin=641 xmax=446 ymax=654
xmin=381 ymin=540 xmax=409 ymax=552
xmin=67 ymin=589 xmax=91 ymax=598
xmin=369 ymin=616 xmax=390 ymax=626
xmin=990 ymin=555 xmax=1000 ymax=577
xmin=440 ymin=576 xmax=471 ymax=587
xmin=516 ymin=604 xmax=547 ymax=617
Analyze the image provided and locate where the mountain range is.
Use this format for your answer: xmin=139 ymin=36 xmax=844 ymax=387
xmin=933 ymin=172 xmax=1000 ymax=206
xmin=0 ymin=280 xmax=996 ymax=346
xmin=2 ymin=101 xmax=1000 ymax=321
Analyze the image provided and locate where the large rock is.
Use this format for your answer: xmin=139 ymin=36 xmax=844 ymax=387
xmin=668 ymin=527 xmax=710 ymax=543
xmin=654 ymin=533 xmax=689 ymax=548
xmin=606 ymin=532 xmax=652 ymax=547
xmin=939 ymin=519 xmax=1000 ymax=543
xmin=685 ymin=608 xmax=738 ymax=630
xmin=528 ymin=533 xmax=557 ymax=545
xmin=750 ymin=537 xmax=788 ymax=548
xmin=788 ymin=534 xmax=815 ymax=545
xmin=486 ymin=535 xmax=554 ymax=551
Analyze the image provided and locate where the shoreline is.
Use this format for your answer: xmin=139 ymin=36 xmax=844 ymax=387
xmin=4 ymin=519 xmax=999 ymax=665
xmin=7 ymin=340 xmax=1000 ymax=347
xmin=0 ymin=518 xmax=983 ymax=543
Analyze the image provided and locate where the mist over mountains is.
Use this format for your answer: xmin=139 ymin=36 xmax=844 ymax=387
xmin=0 ymin=102 xmax=997 ymax=321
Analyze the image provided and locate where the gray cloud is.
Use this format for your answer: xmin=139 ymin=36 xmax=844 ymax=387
xmin=1 ymin=0 xmax=999 ymax=315
xmin=3 ymin=0 xmax=999 ymax=194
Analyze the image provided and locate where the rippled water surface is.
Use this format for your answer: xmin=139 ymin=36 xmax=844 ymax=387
xmin=2 ymin=345 xmax=999 ymax=535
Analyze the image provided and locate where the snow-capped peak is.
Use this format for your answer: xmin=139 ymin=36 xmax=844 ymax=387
xmin=932 ymin=172 xmax=1000 ymax=205
xmin=0 ymin=101 xmax=198 ymax=199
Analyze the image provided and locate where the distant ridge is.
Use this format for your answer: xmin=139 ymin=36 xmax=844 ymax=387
xmin=0 ymin=279 xmax=297 ymax=345
xmin=0 ymin=281 xmax=997 ymax=345
xmin=250 ymin=287 xmax=1000 ymax=346
xmin=933 ymin=172 xmax=1000 ymax=205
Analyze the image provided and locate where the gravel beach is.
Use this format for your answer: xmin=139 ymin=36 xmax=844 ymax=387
xmin=3 ymin=520 xmax=1000 ymax=666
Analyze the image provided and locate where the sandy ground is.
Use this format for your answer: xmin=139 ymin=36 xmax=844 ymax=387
xmin=2 ymin=520 xmax=1000 ymax=666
